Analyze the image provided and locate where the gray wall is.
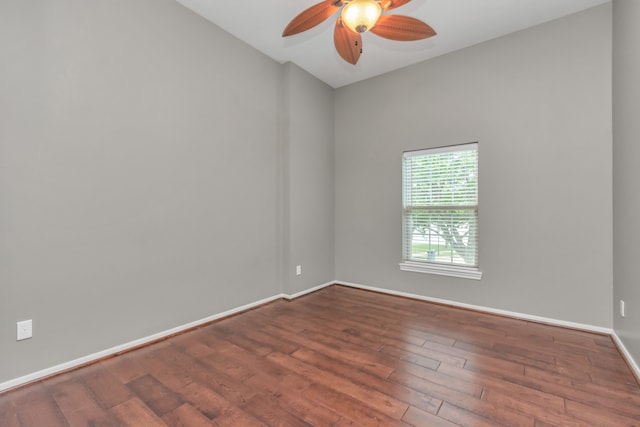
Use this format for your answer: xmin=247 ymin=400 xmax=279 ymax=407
xmin=613 ymin=0 xmax=640 ymax=364
xmin=335 ymin=5 xmax=613 ymax=326
xmin=0 ymin=0 xmax=335 ymax=384
xmin=282 ymin=63 xmax=335 ymax=296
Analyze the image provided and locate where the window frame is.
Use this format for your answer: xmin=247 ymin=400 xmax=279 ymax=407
xmin=399 ymin=143 xmax=482 ymax=280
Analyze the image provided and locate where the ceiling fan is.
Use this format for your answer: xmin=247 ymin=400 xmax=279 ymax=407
xmin=282 ymin=0 xmax=436 ymax=65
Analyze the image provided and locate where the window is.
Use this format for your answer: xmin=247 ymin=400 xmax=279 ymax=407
xmin=400 ymin=143 xmax=482 ymax=280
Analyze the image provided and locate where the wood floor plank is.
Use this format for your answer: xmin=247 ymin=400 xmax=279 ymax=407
xmin=402 ymin=405 xmax=459 ymax=427
xmin=302 ymin=382 xmax=411 ymax=427
xmin=126 ymin=374 xmax=184 ymax=417
xmin=174 ymin=381 xmax=233 ymax=420
xmin=482 ymin=388 xmax=586 ymax=427
xmin=266 ymin=351 xmax=410 ymax=419
xmin=242 ymin=374 xmax=343 ymax=426
xmin=526 ymin=363 xmax=640 ymax=407
xmin=211 ymin=405 xmax=266 ymax=427
xmin=422 ymin=334 xmax=535 ymax=379
xmin=222 ymin=319 xmax=301 ymax=355
xmin=155 ymin=344 xmax=258 ymax=407
xmin=443 ymin=391 xmax=534 ymax=426
xmin=437 ymin=363 xmax=566 ymax=413
xmin=524 ymin=364 xmax=588 ymax=388
xmin=320 ymin=303 xmax=444 ymax=346
xmin=492 ymin=341 xmax=557 ymax=365
xmin=394 ymin=361 xmax=484 ymax=398
xmin=290 ymin=347 xmax=443 ymax=415
xmin=194 ymin=329 xmax=242 ymax=354
xmin=293 ymin=296 xmax=452 ymax=346
xmin=134 ymin=345 xmax=194 ymax=391
xmin=388 ymin=369 xmax=483 ymax=409
xmin=171 ymin=331 xmax=219 ymax=358
xmin=0 ymin=400 xmax=21 ymax=427
xmin=381 ymin=341 xmax=467 ymax=368
xmin=437 ymin=401 xmax=512 ymax=427
xmin=255 ymin=323 xmax=395 ymax=379
xmin=201 ymin=351 xmax=255 ymax=382
xmin=241 ymin=392 xmax=313 ymax=427
xmin=454 ymin=341 xmax=555 ymax=372
xmin=391 ymin=368 xmax=535 ymax=426
xmin=81 ymin=363 xmax=132 ymax=408
xmin=202 ymin=339 xmax=313 ymax=393
xmin=50 ymin=379 xmax=118 ymax=426
xmin=297 ymin=328 xmax=399 ymax=372
xmin=111 ymin=397 xmax=168 ymax=427
xmin=12 ymin=385 xmax=68 ymax=427
xmin=2 ymin=285 xmax=639 ymax=426
xmin=473 ymin=361 xmax=640 ymax=420
xmin=534 ymin=419 xmax=563 ymax=427
xmin=100 ymin=354 xmax=148 ymax=384
xmin=589 ymin=369 xmax=640 ymax=393
xmin=564 ymin=399 xmax=640 ymax=427
xmin=212 ymin=323 xmax=274 ymax=357
xmin=379 ymin=343 xmax=442 ymax=370
xmin=161 ymin=403 xmax=216 ymax=427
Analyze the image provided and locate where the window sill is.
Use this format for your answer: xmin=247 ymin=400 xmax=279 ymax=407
xmin=399 ymin=261 xmax=483 ymax=280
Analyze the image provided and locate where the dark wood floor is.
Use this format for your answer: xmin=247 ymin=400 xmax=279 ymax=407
xmin=1 ymin=285 xmax=639 ymax=426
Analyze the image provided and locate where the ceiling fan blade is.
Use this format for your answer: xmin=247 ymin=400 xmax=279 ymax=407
xmin=282 ymin=0 xmax=342 ymax=37
xmin=370 ymin=15 xmax=436 ymax=41
xmin=380 ymin=0 xmax=412 ymax=11
xmin=334 ymin=18 xmax=362 ymax=65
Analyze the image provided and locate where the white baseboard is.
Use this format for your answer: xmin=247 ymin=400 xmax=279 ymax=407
xmin=611 ymin=331 xmax=640 ymax=381
xmin=0 ymin=293 xmax=283 ymax=393
xmin=282 ymin=280 xmax=334 ymax=300
xmin=336 ymin=280 xmax=613 ymax=335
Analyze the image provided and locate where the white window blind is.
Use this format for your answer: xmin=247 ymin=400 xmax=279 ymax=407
xmin=402 ymin=143 xmax=478 ymax=271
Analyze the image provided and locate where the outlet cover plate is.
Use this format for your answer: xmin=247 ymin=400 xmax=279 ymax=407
xmin=17 ymin=319 xmax=32 ymax=341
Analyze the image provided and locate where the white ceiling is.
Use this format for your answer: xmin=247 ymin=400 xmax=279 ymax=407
xmin=175 ymin=0 xmax=609 ymax=88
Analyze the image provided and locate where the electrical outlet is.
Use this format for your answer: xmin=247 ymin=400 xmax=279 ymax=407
xmin=296 ymin=265 xmax=302 ymax=276
xmin=17 ymin=319 xmax=32 ymax=341
xmin=620 ymin=300 xmax=626 ymax=318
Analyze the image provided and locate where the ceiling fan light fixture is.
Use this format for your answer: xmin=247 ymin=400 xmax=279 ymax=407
xmin=341 ymin=0 xmax=382 ymax=33
xmin=282 ymin=0 xmax=436 ymax=65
